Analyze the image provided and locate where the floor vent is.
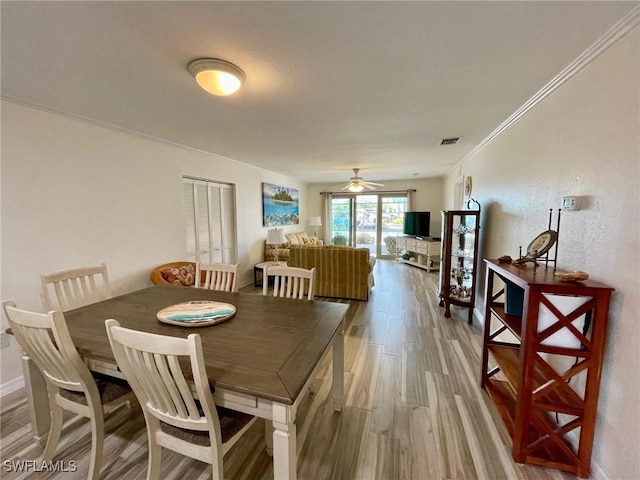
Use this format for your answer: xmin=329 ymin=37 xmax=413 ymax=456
xmin=440 ymin=137 xmax=460 ymax=145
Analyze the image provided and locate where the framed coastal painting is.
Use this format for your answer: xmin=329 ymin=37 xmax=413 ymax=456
xmin=262 ymin=183 xmax=300 ymax=227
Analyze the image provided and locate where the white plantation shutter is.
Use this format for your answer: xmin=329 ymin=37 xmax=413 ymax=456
xmin=196 ymin=182 xmax=211 ymax=262
xmin=183 ymin=177 xmax=236 ymax=264
xmin=219 ymin=186 xmax=235 ymax=263
xmin=183 ymin=181 xmax=197 ymax=260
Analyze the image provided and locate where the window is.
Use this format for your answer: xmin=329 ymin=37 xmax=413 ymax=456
xmin=183 ymin=177 xmax=237 ymax=263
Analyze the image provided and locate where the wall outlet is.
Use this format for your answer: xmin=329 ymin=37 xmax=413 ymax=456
xmin=0 ymin=332 xmax=10 ymax=349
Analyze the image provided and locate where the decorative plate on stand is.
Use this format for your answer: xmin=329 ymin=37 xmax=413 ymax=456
xmin=157 ymin=300 xmax=236 ymax=327
xmin=526 ymin=230 xmax=558 ymax=257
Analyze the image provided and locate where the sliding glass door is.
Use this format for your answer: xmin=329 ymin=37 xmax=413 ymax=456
xmin=330 ymin=193 xmax=407 ymax=257
xmin=380 ymin=195 xmax=408 ymax=255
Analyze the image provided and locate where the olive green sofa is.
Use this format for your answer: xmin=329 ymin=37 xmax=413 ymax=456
xmin=287 ymin=245 xmax=375 ymax=301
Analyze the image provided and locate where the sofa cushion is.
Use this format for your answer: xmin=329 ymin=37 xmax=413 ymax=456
xmin=302 ymin=236 xmax=320 ymax=245
xmin=161 ymin=265 xmax=196 ymax=286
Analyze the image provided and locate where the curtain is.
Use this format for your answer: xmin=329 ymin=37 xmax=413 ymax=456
xmin=406 ymin=189 xmax=414 ymax=212
xmin=320 ymin=192 xmax=332 ymax=242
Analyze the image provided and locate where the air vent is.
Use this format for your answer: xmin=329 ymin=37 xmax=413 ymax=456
xmin=440 ymin=137 xmax=460 ymax=145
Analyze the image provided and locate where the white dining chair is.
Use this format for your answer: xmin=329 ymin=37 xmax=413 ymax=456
xmin=2 ymin=301 xmax=132 ymax=480
xmin=195 ymin=262 xmax=239 ymax=293
xmin=263 ymin=265 xmax=316 ymax=300
xmin=105 ymin=319 xmax=256 ymax=480
xmin=41 ymin=263 xmax=112 ymax=311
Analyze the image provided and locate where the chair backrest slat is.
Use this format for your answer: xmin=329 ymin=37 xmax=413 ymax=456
xmin=143 ymin=350 xmax=175 ymax=414
xmin=154 ymin=353 xmax=186 ymax=418
xmin=41 ymin=263 xmax=111 ymax=311
xmin=125 ymin=347 xmax=165 ymax=409
xmin=264 ymin=266 xmax=316 ymax=300
xmin=195 ymin=263 xmax=239 ymax=293
xmin=167 ymin=354 xmax=200 ymax=419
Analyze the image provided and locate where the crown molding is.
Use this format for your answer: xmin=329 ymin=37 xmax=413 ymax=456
xmin=0 ymin=96 xmax=287 ymax=179
xmin=462 ymin=6 xmax=640 ymax=163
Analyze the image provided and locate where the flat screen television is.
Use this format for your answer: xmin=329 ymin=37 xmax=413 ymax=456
xmin=403 ymin=211 xmax=430 ymax=238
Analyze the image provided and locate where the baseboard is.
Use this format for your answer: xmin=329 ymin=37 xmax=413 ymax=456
xmin=239 ymin=276 xmax=256 ymax=290
xmin=473 ymin=307 xmax=484 ymax=326
xmin=0 ymin=375 xmax=26 ymax=412
xmin=589 ymin=461 xmax=609 ymax=480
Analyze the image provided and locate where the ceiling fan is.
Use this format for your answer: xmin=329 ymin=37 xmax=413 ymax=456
xmin=327 ymin=168 xmax=385 ymax=192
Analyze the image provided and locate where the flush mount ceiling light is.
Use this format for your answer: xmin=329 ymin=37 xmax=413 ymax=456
xmin=188 ymin=58 xmax=246 ymax=96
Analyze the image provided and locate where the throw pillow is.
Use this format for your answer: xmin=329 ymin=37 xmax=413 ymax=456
xmin=302 ymin=236 xmax=318 ymax=245
xmin=161 ymin=265 xmax=195 ymax=286
xmin=295 ymin=233 xmax=309 ymax=243
xmin=285 ymin=233 xmax=300 ymax=245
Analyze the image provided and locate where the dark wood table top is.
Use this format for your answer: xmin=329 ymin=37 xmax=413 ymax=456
xmin=484 ymin=259 xmax=614 ymax=291
xmin=65 ymin=285 xmax=349 ymax=405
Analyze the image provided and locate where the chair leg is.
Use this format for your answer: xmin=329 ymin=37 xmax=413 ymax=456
xmin=146 ymin=436 xmax=162 ymax=480
xmin=42 ymin=396 xmax=63 ymax=461
xmin=211 ymin=461 xmax=224 ymax=480
xmin=87 ymin=411 xmax=104 ymax=480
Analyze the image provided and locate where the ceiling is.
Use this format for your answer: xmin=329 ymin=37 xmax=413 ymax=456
xmin=1 ymin=1 xmax=635 ymax=185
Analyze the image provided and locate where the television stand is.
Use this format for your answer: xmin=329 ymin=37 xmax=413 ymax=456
xmin=395 ymin=236 xmax=440 ymax=272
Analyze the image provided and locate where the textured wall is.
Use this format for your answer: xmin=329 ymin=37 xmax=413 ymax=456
xmin=445 ymin=26 xmax=639 ymax=480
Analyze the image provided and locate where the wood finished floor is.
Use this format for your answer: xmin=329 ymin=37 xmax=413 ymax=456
xmin=0 ymin=260 xmax=577 ymax=480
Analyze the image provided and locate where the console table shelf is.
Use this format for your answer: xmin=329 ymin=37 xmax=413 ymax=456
xmin=395 ymin=237 xmax=440 ymax=272
xmin=481 ymin=260 xmax=613 ymax=477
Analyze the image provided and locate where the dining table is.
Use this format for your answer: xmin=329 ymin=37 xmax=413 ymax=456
xmin=22 ymin=285 xmax=348 ymax=480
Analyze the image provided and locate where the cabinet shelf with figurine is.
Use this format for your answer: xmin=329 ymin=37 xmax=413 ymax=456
xmin=481 ymin=259 xmax=613 ymax=477
xmin=438 ymin=199 xmax=481 ymax=324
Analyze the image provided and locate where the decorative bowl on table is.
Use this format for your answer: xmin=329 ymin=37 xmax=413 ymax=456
xmin=157 ymin=300 xmax=236 ymax=327
xmin=554 ymin=271 xmax=589 ymax=282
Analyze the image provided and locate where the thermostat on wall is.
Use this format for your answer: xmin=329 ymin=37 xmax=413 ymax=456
xmin=561 ymin=196 xmax=581 ymax=211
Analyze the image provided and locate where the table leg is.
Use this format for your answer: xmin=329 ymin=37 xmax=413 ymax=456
xmin=272 ymin=403 xmax=297 ymax=480
xmin=332 ymin=328 xmax=344 ymax=412
xmin=265 ymin=420 xmax=274 ymax=457
xmin=22 ymin=355 xmax=49 ymax=445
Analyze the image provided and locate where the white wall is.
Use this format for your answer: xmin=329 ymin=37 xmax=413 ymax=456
xmin=0 ymin=101 xmax=308 ymax=386
xmin=445 ymin=27 xmax=639 ymax=480
xmin=307 ymin=177 xmax=444 ymax=240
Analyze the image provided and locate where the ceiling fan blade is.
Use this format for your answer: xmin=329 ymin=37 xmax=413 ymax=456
xmin=328 ymin=168 xmax=384 ymax=190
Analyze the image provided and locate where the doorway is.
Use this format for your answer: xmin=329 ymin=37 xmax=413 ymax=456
xmin=329 ymin=193 xmax=408 ymax=257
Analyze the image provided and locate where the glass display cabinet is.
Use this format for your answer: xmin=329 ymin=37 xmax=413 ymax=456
xmin=438 ymin=199 xmax=481 ymax=324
